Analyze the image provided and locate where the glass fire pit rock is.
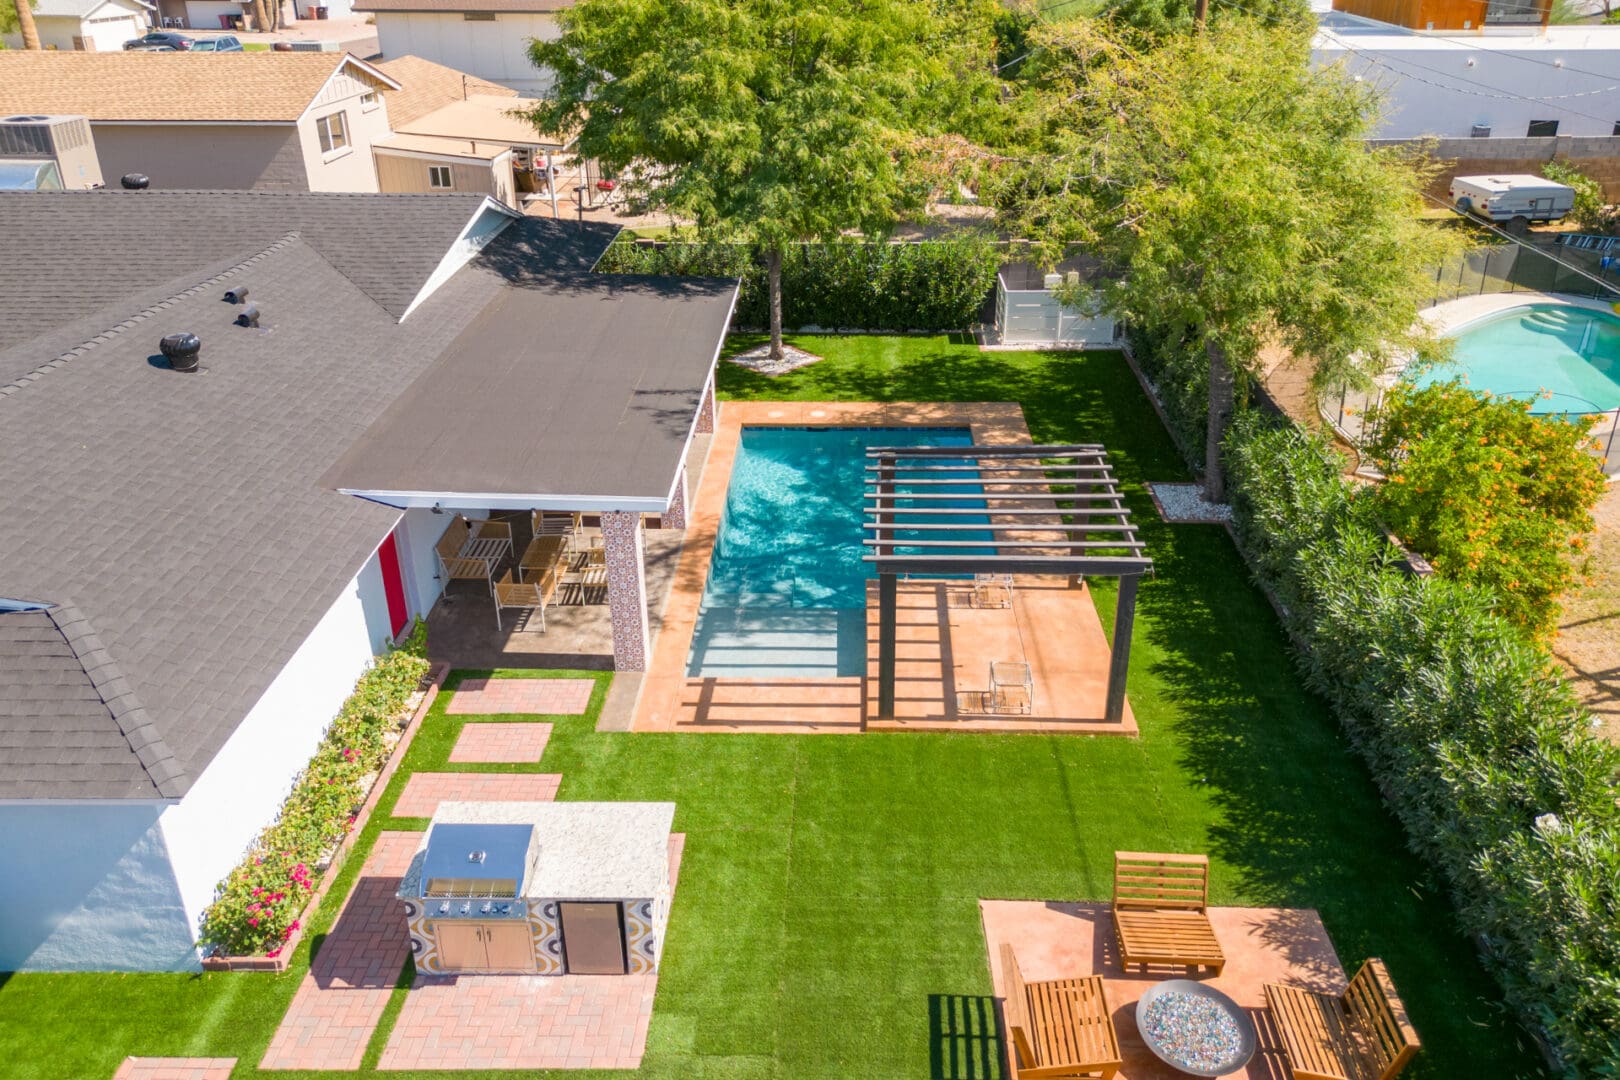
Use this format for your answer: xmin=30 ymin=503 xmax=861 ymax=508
xmin=1135 ymin=979 xmax=1257 ymax=1077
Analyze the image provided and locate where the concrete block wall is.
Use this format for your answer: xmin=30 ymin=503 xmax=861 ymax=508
xmin=1372 ymin=136 xmax=1620 ymax=201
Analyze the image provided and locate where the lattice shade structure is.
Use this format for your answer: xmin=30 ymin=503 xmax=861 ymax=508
xmin=863 ymin=443 xmax=1152 ymax=725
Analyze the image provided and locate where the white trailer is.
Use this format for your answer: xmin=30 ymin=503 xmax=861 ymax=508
xmin=1449 ymin=174 xmax=1576 ymax=225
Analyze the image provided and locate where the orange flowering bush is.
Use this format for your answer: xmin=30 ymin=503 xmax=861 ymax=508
xmin=1365 ymin=381 xmax=1606 ymax=637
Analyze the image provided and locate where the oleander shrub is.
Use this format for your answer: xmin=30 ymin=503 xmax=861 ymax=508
xmin=596 ymin=234 xmax=1001 ymax=331
xmin=198 ymin=621 xmax=429 ymax=957
xmin=1226 ymin=413 xmax=1620 ymax=1075
xmin=1364 ymin=380 xmax=1606 ymax=638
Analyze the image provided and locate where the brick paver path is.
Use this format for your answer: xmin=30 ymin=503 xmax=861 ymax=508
xmin=113 ymin=1060 xmax=237 ymax=1080
xmin=447 ymin=677 xmax=595 ymax=715
xmin=379 ymin=836 xmax=685 ymax=1072
xmin=260 ymin=832 xmax=420 ymax=1071
xmin=449 ymin=722 xmax=552 ymax=763
xmin=391 ymin=773 xmax=561 ymax=819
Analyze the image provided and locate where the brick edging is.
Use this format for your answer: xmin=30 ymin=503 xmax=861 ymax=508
xmin=201 ymin=661 xmax=450 ymax=973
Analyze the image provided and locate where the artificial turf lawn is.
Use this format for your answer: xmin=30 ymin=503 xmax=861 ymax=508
xmin=0 ymin=338 xmax=1548 ymax=1078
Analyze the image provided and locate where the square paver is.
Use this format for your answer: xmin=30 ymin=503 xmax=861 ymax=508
xmin=391 ymin=772 xmax=561 ymax=819
xmin=377 ymin=835 xmax=685 ymax=1072
xmin=113 ymin=1060 xmax=237 ymax=1080
xmin=449 ymin=722 xmax=552 ymax=763
xmin=259 ymin=833 xmax=421 ymax=1072
xmin=447 ymin=677 xmax=595 ymax=715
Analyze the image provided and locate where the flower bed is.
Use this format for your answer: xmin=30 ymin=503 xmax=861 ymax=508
xmin=198 ymin=625 xmax=433 ymax=963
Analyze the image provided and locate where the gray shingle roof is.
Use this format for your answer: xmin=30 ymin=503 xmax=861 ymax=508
xmin=0 ymin=190 xmax=617 ymax=801
xmin=0 ymin=190 xmax=499 ymax=356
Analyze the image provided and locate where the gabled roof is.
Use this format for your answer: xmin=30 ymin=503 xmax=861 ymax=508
xmin=0 ymin=190 xmax=499 ymax=357
xmin=0 ymin=52 xmax=400 ymax=123
xmin=374 ymin=55 xmax=516 ymax=127
xmin=354 ymin=0 xmax=574 ymax=13
xmin=0 ymin=192 xmax=651 ymax=801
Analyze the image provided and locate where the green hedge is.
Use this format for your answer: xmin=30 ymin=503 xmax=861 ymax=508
xmin=1225 ymin=414 xmax=1620 ymax=1075
xmin=198 ymin=624 xmax=430 ymax=958
xmin=1125 ymin=321 xmax=1210 ymax=468
xmin=595 ymin=235 xmax=1001 ymax=332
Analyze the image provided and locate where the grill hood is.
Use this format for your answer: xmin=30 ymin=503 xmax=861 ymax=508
xmin=419 ymin=822 xmax=535 ymax=898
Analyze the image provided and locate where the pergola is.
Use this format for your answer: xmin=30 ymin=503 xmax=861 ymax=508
xmin=863 ymin=443 xmax=1152 ymax=725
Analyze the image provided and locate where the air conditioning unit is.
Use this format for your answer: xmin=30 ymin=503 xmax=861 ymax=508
xmin=1471 ymin=123 xmax=1492 ymax=138
xmin=0 ymin=115 xmax=104 ymax=189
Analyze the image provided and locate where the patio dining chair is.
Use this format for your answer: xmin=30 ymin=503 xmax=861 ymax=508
xmin=988 ymin=660 xmax=1033 ymax=714
xmin=973 ymin=572 xmax=1014 ymax=609
xmin=532 ymin=510 xmax=584 ymax=551
xmin=493 ymin=565 xmax=560 ymax=632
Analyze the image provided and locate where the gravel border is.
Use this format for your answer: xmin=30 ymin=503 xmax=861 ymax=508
xmin=1148 ymin=482 xmax=1233 ymax=524
xmin=727 ymin=342 xmax=824 ymax=376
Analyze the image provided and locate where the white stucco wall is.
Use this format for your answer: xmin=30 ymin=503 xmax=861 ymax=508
xmin=0 ymin=802 xmax=191 ymax=972
xmin=298 ymin=72 xmax=392 ymax=192
xmin=395 ymin=506 xmax=452 ymax=621
xmin=1315 ymin=26 xmax=1620 ymax=139
xmin=372 ymin=11 xmax=561 ymax=93
xmin=0 ymin=522 xmax=412 ymax=972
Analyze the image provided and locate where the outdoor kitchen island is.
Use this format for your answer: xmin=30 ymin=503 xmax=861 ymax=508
xmin=398 ymin=800 xmax=677 ymax=976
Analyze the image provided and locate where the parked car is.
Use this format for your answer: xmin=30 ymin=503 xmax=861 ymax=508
xmin=1450 ymin=174 xmax=1576 ymax=226
xmin=123 ymin=31 xmax=195 ymax=50
xmin=192 ymin=35 xmax=243 ymax=51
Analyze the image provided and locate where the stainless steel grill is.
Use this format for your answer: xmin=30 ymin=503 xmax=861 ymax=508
xmin=419 ymin=823 xmax=534 ymax=917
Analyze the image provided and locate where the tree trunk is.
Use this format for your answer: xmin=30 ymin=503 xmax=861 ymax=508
xmin=1203 ymin=337 xmax=1233 ymax=503
xmin=249 ymin=0 xmax=271 ymax=32
xmin=14 ymin=0 xmax=40 ymax=49
xmin=766 ymin=246 xmax=784 ymax=361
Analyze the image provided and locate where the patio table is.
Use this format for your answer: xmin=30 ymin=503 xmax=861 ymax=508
xmin=1135 ymin=979 xmax=1256 ymax=1077
xmin=520 ymin=535 xmax=568 ymax=582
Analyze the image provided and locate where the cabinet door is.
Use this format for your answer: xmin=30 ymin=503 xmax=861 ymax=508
xmin=560 ymin=902 xmax=627 ymax=974
xmin=433 ymin=922 xmax=487 ymax=970
xmin=483 ymin=922 xmax=533 ymax=971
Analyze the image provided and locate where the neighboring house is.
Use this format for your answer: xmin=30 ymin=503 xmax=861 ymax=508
xmin=1313 ymin=12 xmax=1620 ymax=196
xmin=0 ymin=0 xmax=152 ymax=51
xmin=1332 ymin=0 xmax=1549 ymax=30
xmin=374 ymin=92 xmax=575 ymax=209
xmin=0 ymin=52 xmax=399 ymax=192
xmin=356 ymin=0 xmax=573 ymax=95
xmin=0 ymin=188 xmax=738 ymax=972
xmin=374 ymin=54 xmax=516 ymax=126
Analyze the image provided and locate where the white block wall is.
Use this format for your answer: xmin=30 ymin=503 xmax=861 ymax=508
xmin=372 ymin=11 xmax=562 ymax=94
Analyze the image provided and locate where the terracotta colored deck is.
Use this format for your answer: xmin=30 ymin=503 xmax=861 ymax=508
xmin=635 ymin=401 xmax=1136 ymax=734
xmin=980 ymin=900 xmax=1348 ymax=1080
xmin=377 ymin=836 xmax=684 ymax=1072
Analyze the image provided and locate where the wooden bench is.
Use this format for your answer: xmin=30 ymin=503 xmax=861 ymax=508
xmin=1264 ymin=958 xmax=1420 ymax=1080
xmin=1112 ymin=851 xmax=1225 ymax=975
xmin=999 ymin=943 xmax=1122 ymax=1080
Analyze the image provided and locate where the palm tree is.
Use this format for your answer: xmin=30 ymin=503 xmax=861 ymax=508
xmin=13 ymin=0 xmax=41 ymax=49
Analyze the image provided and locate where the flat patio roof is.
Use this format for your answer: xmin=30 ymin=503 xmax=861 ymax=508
xmin=324 ymin=274 xmax=739 ymax=511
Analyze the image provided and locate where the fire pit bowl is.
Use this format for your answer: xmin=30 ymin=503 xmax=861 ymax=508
xmin=1135 ymin=979 xmax=1257 ymax=1077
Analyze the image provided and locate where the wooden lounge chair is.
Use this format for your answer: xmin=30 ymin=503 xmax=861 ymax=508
xmin=999 ymin=943 xmax=1121 ymax=1080
xmin=1112 ymin=851 xmax=1225 ymax=975
xmin=1265 ymin=958 xmax=1420 ymax=1080
xmin=493 ymin=566 xmax=560 ymax=632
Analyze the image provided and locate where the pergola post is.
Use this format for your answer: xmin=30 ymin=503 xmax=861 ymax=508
xmin=601 ymin=510 xmax=651 ymax=671
xmin=695 ymin=377 xmax=716 ymax=434
xmin=663 ymin=464 xmax=688 ymax=530
xmin=1104 ymin=573 xmax=1140 ymax=725
xmin=878 ymin=572 xmax=898 ymax=719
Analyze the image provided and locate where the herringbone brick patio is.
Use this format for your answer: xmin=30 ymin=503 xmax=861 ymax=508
xmin=449 ymin=722 xmax=552 ymax=763
xmin=446 ymin=677 xmax=595 ymax=715
xmin=391 ymin=772 xmax=560 ymax=819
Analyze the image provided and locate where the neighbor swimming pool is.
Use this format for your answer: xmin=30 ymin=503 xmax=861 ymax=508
xmin=686 ymin=426 xmax=988 ymax=679
xmin=1412 ymin=303 xmax=1620 ymax=413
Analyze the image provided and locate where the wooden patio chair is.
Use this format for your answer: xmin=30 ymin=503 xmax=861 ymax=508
xmin=999 ymin=942 xmax=1121 ymax=1080
xmin=1111 ymin=851 xmax=1225 ymax=975
xmin=532 ymin=510 xmax=583 ymax=550
xmin=1265 ymin=958 xmax=1420 ymax=1080
xmin=468 ymin=515 xmax=513 ymax=546
xmin=493 ymin=566 xmax=560 ymax=632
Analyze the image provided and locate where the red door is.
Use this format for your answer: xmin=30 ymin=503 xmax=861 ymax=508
xmin=378 ymin=531 xmax=409 ymax=640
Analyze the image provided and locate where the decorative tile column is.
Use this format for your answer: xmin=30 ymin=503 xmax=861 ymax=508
xmin=695 ymin=378 xmax=716 ymax=434
xmin=663 ymin=465 xmax=688 ymax=530
xmin=601 ymin=510 xmax=651 ymax=671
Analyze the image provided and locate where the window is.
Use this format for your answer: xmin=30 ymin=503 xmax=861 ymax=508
xmin=316 ymin=111 xmax=348 ymax=154
xmin=360 ymin=90 xmax=379 ymax=112
xmin=429 ymin=165 xmax=453 ymax=189
xmin=463 ymin=11 xmax=495 ymax=19
xmin=1527 ymin=119 xmax=1559 ymax=138
xmin=1612 ymin=120 xmax=1620 ymax=137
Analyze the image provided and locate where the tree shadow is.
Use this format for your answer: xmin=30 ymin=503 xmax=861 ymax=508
xmin=928 ymin=993 xmax=1004 ymax=1080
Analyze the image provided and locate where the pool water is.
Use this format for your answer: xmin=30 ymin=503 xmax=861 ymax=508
xmin=686 ymin=426 xmax=987 ymax=679
xmin=1413 ymin=303 xmax=1620 ymax=413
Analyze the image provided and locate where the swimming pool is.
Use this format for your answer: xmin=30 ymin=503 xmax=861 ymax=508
xmin=1412 ymin=303 xmax=1620 ymax=413
xmin=686 ymin=426 xmax=987 ymax=679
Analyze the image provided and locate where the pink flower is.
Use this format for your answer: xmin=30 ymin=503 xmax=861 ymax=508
xmin=247 ymin=917 xmax=259 ymax=927
xmin=266 ymin=947 xmax=282 ymax=958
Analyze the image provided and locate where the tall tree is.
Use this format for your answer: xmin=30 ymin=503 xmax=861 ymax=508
xmin=527 ymin=0 xmax=1000 ymax=359
xmin=982 ymin=18 xmax=1464 ymax=499
xmin=9 ymin=0 xmax=41 ymax=49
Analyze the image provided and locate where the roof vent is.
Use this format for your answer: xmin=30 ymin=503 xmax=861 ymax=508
xmin=120 ymin=173 xmax=149 ymax=190
xmin=223 ymin=285 xmax=250 ymax=304
xmin=160 ymin=332 xmax=200 ymax=373
xmin=235 ymin=303 xmax=260 ymax=328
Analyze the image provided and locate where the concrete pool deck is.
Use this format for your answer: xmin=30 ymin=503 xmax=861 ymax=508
xmin=631 ymin=401 xmax=1138 ymax=734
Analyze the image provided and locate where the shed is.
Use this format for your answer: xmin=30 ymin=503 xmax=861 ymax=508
xmin=994 ymin=257 xmax=1119 ymax=348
